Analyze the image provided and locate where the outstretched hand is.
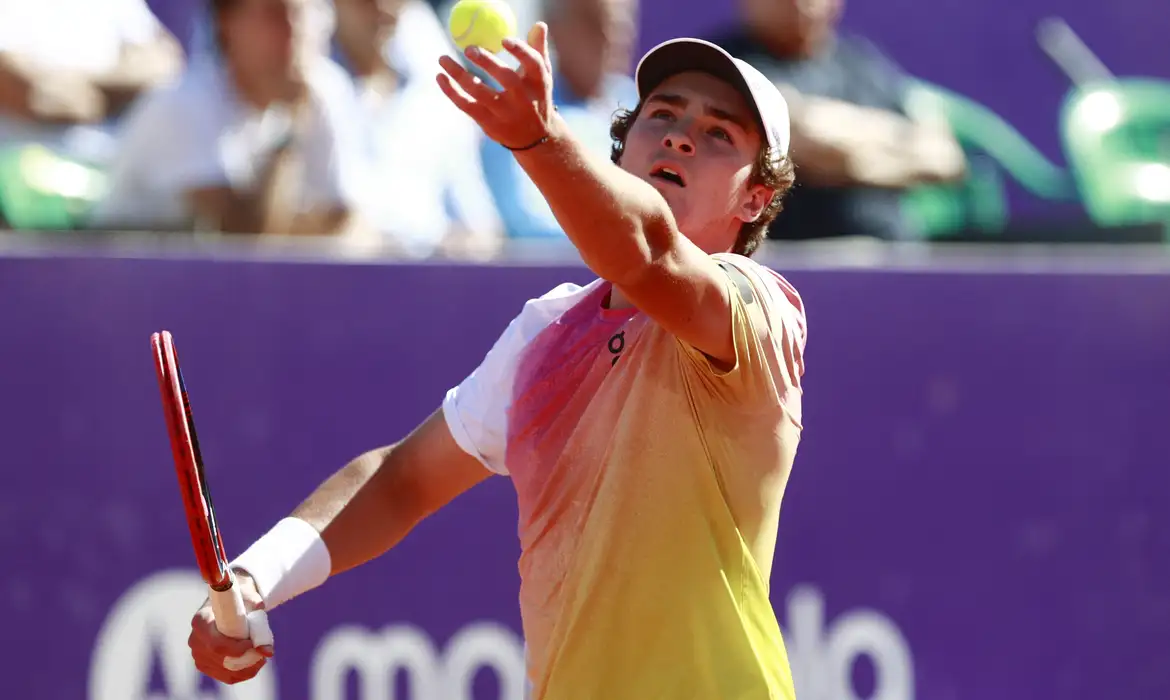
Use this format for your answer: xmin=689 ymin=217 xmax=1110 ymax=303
xmin=437 ymin=23 xmax=557 ymax=151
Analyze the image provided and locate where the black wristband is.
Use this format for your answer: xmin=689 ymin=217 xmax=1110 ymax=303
xmin=506 ymin=134 xmax=550 ymax=152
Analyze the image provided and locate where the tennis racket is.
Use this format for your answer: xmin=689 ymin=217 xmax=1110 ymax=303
xmin=151 ymin=330 xmax=266 ymax=671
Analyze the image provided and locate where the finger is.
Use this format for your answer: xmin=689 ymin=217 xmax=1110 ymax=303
xmin=436 ymin=72 xmax=493 ymax=122
xmin=195 ymin=658 xmax=265 ymax=685
xmin=463 ymin=46 xmax=527 ymax=95
xmin=193 ymin=649 xmax=265 ymax=680
xmin=191 ymin=607 xmax=259 ymax=658
xmin=192 ymin=644 xmax=264 ymax=668
xmin=224 ymin=649 xmax=266 ymax=671
xmin=246 ymin=609 xmax=274 ymax=648
xmin=438 ymin=55 xmax=501 ymax=106
xmin=192 ymin=648 xmax=232 ymax=669
xmin=513 ymin=22 xmax=551 ymax=73
xmin=530 ymin=22 xmax=552 ymax=70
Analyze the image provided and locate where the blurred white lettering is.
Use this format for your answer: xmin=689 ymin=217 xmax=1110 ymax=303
xmin=782 ymin=585 xmax=914 ymax=700
xmin=93 ymin=574 xmax=908 ymax=700
xmin=88 ymin=570 xmax=277 ymax=700
xmin=310 ymin=622 xmax=527 ymax=700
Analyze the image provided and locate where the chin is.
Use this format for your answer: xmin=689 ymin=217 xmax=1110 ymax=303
xmin=655 ymin=188 xmax=689 ymax=220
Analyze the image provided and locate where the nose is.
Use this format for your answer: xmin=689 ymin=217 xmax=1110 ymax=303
xmin=662 ymin=128 xmax=695 ymax=156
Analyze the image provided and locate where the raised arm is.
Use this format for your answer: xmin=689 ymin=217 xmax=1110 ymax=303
xmin=436 ymin=24 xmax=738 ymax=365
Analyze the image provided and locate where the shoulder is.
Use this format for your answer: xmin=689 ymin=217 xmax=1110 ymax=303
xmin=712 ymin=253 xmax=807 ymax=346
xmin=507 ymin=281 xmax=599 ymax=339
xmin=704 ymin=28 xmax=758 ymax=59
xmin=128 ymin=62 xmax=228 ymax=132
xmin=834 ymin=34 xmax=908 ymax=83
xmin=113 ymin=66 xmax=224 ymax=158
xmin=307 ymin=56 xmax=358 ymax=97
xmin=306 ymin=58 xmax=363 ymax=123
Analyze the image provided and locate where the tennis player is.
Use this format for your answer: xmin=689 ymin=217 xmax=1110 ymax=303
xmin=189 ymin=24 xmax=807 ymax=699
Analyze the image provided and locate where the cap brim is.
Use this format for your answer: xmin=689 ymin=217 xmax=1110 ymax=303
xmin=635 ymin=38 xmax=765 ymax=133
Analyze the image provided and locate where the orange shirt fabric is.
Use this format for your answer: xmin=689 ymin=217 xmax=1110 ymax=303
xmin=443 ymin=253 xmax=808 ymax=699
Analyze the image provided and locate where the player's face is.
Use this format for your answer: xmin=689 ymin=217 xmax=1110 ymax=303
xmin=619 ymin=71 xmax=773 ymax=253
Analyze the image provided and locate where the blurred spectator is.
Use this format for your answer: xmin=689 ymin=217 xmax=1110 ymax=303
xmin=88 ymin=0 xmax=368 ymax=237
xmin=332 ymin=0 xmax=503 ymax=259
xmin=711 ymin=0 xmax=966 ymax=240
xmin=0 ymin=0 xmax=182 ymax=164
xmin=481 ymin=0 xmax=638 ymax=240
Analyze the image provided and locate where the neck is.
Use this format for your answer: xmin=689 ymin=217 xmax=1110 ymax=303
xmin=605 ymin=286 xmax=634 ymax=310
xmin=227 ymin=60 xmax=301 ymax=110
xmin=339 ymin=43 xmax=389 ymax=79
xmin=230 ymin=71 xmax=278 ymax=110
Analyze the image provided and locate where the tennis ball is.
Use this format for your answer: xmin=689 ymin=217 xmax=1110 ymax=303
xmin=448 ymin=0 xmax=517 ymax=54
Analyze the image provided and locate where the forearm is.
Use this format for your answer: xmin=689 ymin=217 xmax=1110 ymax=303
xmin=0 ymin=41 xmax=178 ymax=123
xmin=291 ymin=445 xmax=430 ymax=576
xmin=794 ymin=98 xmax=965 ymax=188
xmin=196 ymin=153 xmax=299 ymax=234
xmin=91 ymin=40 xmax=182 ymax=115
xmin=0 ymin=55 xmax=103 ymax=123
xmin=231 ymin=443 xmax=437 ymax=606
xmin=513 ymin=115 xmax=675 ymax=284
xmin=287 ymin=206 xmax=357 ymax=237
xmin=842 ymin=127 xmax=965 ymax=187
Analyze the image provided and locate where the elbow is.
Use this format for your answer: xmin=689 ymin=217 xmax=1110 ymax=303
xmin=366 ymin=443 xmax=432 ymax=523
xmin=135 ymin=36 xmax=184 ymax=87
xmin=586 ymin=188 xmax=678 ymax=286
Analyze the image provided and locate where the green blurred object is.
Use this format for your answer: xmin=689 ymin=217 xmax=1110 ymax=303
xmin=1059 ymin=79 xmax=1170 ymax=228
xmin=901 ymin=80 xmax=1075 ymax=238
xmin=0 ymin=144 xmax=106 ymax=230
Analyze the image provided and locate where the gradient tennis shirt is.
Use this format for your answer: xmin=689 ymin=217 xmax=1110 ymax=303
xmin=443 ymin=252 xmax=807 ymax=699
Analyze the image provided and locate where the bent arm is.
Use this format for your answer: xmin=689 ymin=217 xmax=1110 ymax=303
xmin=231 ymin=408 xmax=491 ymax=605
xmin=513 ymin=116 xmax=737 ymax=364
xmin=784 ymin=88 xmax=965 ymax=188
xmin=91 ymin=31 xmax=183 ymax=116
xmin=0 ymin=32 xmax=180 ymax=124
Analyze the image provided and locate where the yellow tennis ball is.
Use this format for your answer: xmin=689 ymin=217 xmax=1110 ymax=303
xmin=448 ymin=0 xmax=517 ymax=54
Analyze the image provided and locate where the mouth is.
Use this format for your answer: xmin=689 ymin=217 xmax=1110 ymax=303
xmin=649 ymin=165 xmax=686 ymax=188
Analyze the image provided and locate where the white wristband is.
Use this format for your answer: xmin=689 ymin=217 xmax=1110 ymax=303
xmin=230 ymin=517 xmax=332 ymax=611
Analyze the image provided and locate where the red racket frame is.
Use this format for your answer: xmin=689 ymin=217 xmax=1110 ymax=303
xmin=151 ymin=330 xmax=233 ymax=591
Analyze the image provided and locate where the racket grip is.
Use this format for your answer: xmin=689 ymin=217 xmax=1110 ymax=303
xmin=209 ymin=578 xmax=267 ymax=671
xmin=210 ymin=583 xmax=250 ymax=639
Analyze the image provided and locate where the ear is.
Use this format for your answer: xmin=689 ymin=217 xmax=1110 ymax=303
xmin=737 ymin=183 xmax=775 ymax=223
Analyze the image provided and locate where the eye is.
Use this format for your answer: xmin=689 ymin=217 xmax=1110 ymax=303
xmin=708 ymin=126 xmax=733 ymax=143
xmin=649 ymin=109 xmax=675 ymax=121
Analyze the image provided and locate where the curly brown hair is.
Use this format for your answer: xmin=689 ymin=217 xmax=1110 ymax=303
xmin=609 ymin=101 xmax=795 ymax=257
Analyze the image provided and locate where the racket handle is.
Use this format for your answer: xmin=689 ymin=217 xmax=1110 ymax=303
xmin=209 ymin=578 xmax=268 ymax=671
xmin=210 ymin=583 xmax=250 ymax=638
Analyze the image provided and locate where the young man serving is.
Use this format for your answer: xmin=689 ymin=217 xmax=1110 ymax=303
xmin=189 ymin=25 xmax=807 ymax=699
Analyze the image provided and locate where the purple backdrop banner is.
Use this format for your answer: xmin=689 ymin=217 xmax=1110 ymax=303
xmin=3 ymin=250 xmax=1170 ymax=698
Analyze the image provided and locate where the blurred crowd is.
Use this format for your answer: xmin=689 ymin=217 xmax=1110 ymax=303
xmin=0 ymin=0 xmax=975 ymax=255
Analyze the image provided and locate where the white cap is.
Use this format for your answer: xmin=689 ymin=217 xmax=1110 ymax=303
xmin=634 ymin=38 xmax=791 ymax=159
